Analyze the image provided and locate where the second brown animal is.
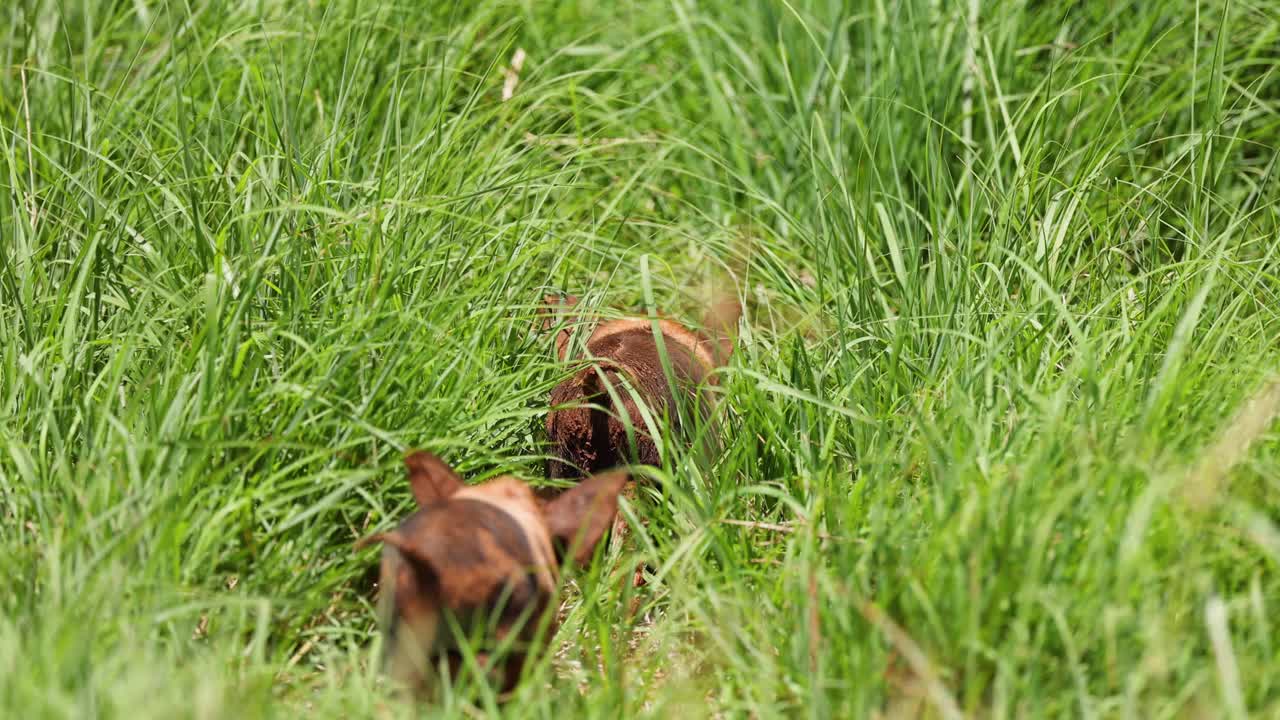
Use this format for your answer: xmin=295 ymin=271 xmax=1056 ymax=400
xmin=539 ymin=293 xmax=740 ymax=590
xmin=540 ymin=293 xmax=741 ymax=482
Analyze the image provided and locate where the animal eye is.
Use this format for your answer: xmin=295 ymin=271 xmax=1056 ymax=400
xmin=491 ymin=572 xmax=541 ymax=621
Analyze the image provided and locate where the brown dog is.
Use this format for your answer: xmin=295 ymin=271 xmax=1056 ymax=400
xmin=541 ymin=294 xmax=740 ymax=481
xmin=358 ymin=450 xmax=627 ymax=695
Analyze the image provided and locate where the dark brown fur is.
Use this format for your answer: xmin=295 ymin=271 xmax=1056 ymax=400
xmin=358 ymin=451 xmax=627 ymax=696
xmin=542 ymin=296 xmax=740 ymax=480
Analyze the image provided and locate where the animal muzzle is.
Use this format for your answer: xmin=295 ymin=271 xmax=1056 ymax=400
xmin=385 ymin=613 xmax=525 ymax=695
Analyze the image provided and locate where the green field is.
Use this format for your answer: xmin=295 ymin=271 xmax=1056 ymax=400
xmin=3 ymin=1 xmax=1279 ymax=717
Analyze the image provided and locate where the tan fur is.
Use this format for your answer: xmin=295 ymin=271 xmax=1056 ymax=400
xmin=453 ymin=479 xmax=558 ymax=593
xmin=585 ymin=318 xmax=718 ymax=372
xmin=360 ymin=451 xmax=627 ymax=698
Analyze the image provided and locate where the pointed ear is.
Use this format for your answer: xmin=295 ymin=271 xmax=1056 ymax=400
xmin=354 ymin=530 xmax=428 ymax=563
xmin=539 ymin=294 xmax=579 ymax=361
xmin=403 ymin=451 xmax=463 ymax=508
xmin=700 ymin=295 xmax=741 ymax=365
xmin=355 ymin=531 xmax=441 ymax=597
xmin=544 ymin=470 xmax=630 ymax=565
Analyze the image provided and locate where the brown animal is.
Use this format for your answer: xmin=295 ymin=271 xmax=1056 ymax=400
xmin=541 ymin=294 xmax=741 ymax=481
xmin=358 ymin=450 xmax=627 ymax=695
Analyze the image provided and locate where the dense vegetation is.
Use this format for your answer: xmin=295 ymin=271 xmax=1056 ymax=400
xmin=2 ymin=0 xmax=1278 ymax=717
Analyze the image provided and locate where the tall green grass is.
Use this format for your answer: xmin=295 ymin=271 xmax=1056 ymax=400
xmin=2 ymin=0 xmax=1278 ymax=717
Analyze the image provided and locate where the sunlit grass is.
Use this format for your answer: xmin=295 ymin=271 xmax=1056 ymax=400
xmin=2 ymin=0 xmax=1278 ymax=717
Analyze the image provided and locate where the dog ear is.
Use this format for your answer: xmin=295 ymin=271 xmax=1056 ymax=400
xmin=403 ymin=451 xmax=464 ymax=508
xmin=355 ymin=531 xmax=442 ymax=600
xmin=543 ymin=469 xmax=629 ymax=565
xmin=700 ymin=295 xmax=741 ymax=365
xmin=539 ymin=294 xmax=579 ymax=361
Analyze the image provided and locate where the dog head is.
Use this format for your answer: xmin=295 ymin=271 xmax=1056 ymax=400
xmin=539 ymin=293 xmax=739 ymax=368
xmin=541 ymin=294 xmax=741 ymax=479
xmin=359 ymin=451 xmax=628 ymax=695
